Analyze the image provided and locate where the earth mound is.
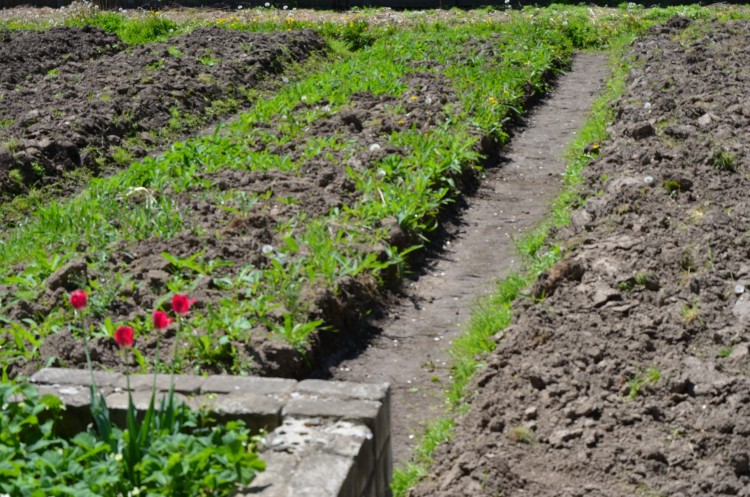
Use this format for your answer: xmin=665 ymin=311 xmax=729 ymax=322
xmin=0 ymin=26 xmax=326 ymax=200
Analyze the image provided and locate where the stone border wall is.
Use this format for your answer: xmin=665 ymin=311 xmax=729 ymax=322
xmin=31 ymin=368 xmax=392 ymax=497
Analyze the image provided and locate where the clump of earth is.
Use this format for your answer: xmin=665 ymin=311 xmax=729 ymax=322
xmin=411 ymin=17 xmax=750 ymax=497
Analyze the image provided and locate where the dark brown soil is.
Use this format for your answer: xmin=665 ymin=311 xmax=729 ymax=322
xmin=0 ymin=26 xmax=326 ymax=202
xmin=410 ymin=18 xmax=750 ymax=497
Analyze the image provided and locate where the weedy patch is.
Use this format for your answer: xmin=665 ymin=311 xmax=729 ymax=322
xmin=626 ymin=367 xmax=662 ymax=400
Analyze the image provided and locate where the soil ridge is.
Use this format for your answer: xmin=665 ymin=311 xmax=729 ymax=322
xmin=411 ymin=19 xmax=750 ymax=497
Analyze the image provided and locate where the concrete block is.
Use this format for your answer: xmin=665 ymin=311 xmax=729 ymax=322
xmin=296 ymin=381 xmax=391 ymax=443
xmin=203 ymin=391 xmax=282 ymax=432
xmin=284 ymin=398 xmax=389 ymax=457
xmin=329 ymin=431 xmax=374 ymax=495
xmin=296 ymin=380 xmax=389 ymax=403
xmin=36 ymin=384 xmax=95 ymax=437
xmin=104 ymin=390 xmax=188 ymax=427
xmin=238 ymin=451 xmax=298 ymax=497
xmin=375 ymin=440 xmax=394 ymax=497
xmin=31 ymin=368 xmax=125 ymax=389
xmin=287 ymin=452 xmax=356 ymax=497
xmin=127 ymin=373 xmax=205 ymax=395
xmin=202 ymin=375 xmax=297 ymax=397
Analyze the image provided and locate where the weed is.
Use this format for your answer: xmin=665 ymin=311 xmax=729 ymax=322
xmin=166 ymin=46 xmax=183 ymax=57
xmin=111 ymin=146 xmax=133 ymax=166
xmin=718 ymin=346 xmax=733 ymax=358
xmin=627 ymin=367 xmax=662 ymax=400
xmin=711 ymin=150 xmax=737 ymax=172
xmin=509 ymin=426 xmax=535 ymax=444
xmin=681 ymin=301 xmax=700 ymax=325
xmin=8 ymin=169 xmax=24 ymax=186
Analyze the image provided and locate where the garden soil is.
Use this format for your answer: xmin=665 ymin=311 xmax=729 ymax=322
xmin=0 ymin=26 xmax=326 ymax=202
xmin=3 ymin=28 xmax=543 ymax=381
xmin=410 ymin=18 xmax=750 ymax=497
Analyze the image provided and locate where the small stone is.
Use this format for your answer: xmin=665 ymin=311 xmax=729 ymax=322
xmin=732 ymin=294 xmax=750 ymax=324
xmin=697 ymin=113 xmax=713 ymax=127
xmin=629 ymin=122 xmax=655 ymax=140
xmin=643 ymin=175 xmax=654 ymax=185
xmin=549 ymin=428 xmax=583 ymax=447
xmin=729 ymin=344 xmax=749 ymax=360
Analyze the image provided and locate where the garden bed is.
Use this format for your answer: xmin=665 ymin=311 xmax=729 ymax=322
xmin=0 ymin=25 xmax=326 ymax=204
xmin=410 ymin=16 xmax=750 ymax=497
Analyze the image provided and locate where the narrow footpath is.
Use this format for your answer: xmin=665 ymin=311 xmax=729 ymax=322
xmin=328 ymin=52 xmax=611 ymax=465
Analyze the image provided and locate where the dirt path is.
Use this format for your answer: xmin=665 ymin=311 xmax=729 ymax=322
xmin=325 ymin=52 xmax=610 ymax=465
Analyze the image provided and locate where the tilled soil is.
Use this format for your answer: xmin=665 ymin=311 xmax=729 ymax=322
xmin=3 ymin=30 xmax=548 ymax=380
xmin=411 ymin=18 xmax=750 ymax=497
xmin=0 ymin=26 xmax=326 ymax=201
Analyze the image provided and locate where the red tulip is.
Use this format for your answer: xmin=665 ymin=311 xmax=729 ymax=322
xmin=69 ymin=289 xmax=88 ymax=310
xmin=171 ymin=294 xmax=196 ymax=315
xmin=114 ymin=326 xmax=134 ymax=347
xmin=152 ymin=310 xmax=173 ymax=330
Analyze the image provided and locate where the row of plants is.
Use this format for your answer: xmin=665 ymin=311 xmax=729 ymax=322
xmin=0 ymin=6 xmax=718 ymax=377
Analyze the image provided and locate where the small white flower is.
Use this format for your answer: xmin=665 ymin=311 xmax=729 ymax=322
xmin=562 ymin=21 xmax=568 ymax=26
xmin=369 ymin=143 xmax=382 ymax=153
xmin=643 ymin=102 xmax=652 ymax=110
xmin=238 ymin=5 xmax=243 ymax=8
xmin=643 ymin=176 xmax=654 ymax=185
xmin=283 ymin=5 xmax=288 ymax=9
xmin=264 ymin=2 xmax=270 ymax=6
xmin=114 ymin=453 xmax=123 ymax=462
xmin=300 ymin=95 xmax=308 ymax=102
xmin=262 ymin=244 xmax=275 ymax=255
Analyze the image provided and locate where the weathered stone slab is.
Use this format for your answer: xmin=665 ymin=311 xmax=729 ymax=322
xmin=201 ymin=375 xmax=296 ymax=397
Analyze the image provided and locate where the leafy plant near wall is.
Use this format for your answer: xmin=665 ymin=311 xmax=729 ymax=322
xmin=0 ymin=290 xmax=264 ymax=496
xmin=0 ymin=380 xmax=263 ymax=496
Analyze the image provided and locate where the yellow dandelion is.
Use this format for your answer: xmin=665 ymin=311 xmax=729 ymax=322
xmin=410 ymin=95 xmax=418 ymax=101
